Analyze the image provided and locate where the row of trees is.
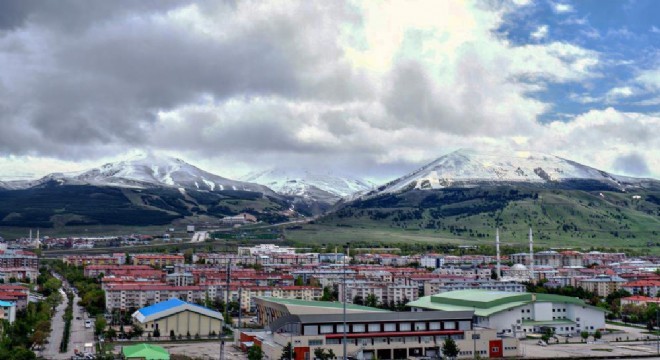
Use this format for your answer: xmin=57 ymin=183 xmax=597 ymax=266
xmin=0 ymin=267 xmax=64 ymax=359
xmin=51 ymin=261 xmax=106 ymax=317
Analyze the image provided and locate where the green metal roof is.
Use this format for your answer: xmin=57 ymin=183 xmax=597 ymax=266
xmin=122 ymin=343 xmax=170 ymax=360
xmin=257 ymin=297 xmax=391 ymax=312
xmin=407 ymin=290 xmax=605 ymax=317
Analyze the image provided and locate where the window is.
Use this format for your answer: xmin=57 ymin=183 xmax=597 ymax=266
xmin=429 ymin=322 xmax=441 ymax=330
xmin=399 ymin=323 xmax=411 ymax=331
xmin=444 ymin=322 xmax=456 ymax=330
xmin=384 ymin=323 xmax=396 ymax=332
xmin=320 ymin=325 xmax=333 ymax=334
xmin=368 ymin=323 xmax=380 ymax=332
xmin=415 ymin=322 xmax=427 ymax=331
xmin=352 ymin=324 xmax=365 ymax=333
xmin=336 ymin=324 xmax=346 ymax=333
xmin=308 ymin=339 xmax=323 ymax=346
xmin=326 ymin=338 xmax=340 ymax=345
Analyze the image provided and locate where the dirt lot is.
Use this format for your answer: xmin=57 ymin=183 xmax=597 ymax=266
xmin=115 ymin=341 xmax=248 ymax=360
xmin=521 ymin=323 xmax=660 ymax=358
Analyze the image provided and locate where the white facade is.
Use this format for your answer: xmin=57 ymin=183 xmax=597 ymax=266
xmin=474 ymin=302 xmax=605 ymax=337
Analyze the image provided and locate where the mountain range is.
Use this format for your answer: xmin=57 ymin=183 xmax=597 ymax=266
xmin=0 ymin=150 xmax=658 ymax=245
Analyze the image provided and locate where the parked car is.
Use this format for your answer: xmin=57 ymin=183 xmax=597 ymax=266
xmin=84 ymin=320 xmax=92 ymax=328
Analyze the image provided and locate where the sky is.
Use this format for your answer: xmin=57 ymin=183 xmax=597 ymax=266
xmin=0 ymin=0 xmax=658 ymax=183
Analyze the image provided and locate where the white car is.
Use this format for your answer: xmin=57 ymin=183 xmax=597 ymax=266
xmin=84 ymin=320 xmax=92 ymax=329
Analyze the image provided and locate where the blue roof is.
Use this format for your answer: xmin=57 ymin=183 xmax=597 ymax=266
xmin=138 ymin=298 xmax=187 ymax=317
xmin=0 ymin=300 xmax=13 ymax=307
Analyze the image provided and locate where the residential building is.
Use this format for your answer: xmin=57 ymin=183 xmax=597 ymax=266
xmin=105 ymin=284 xmax=205 ymax=311
xmin=621 ymin=280 xmax=660 ymax=297
xmin=131 ymin=254 xmax=185 ymax=267
xmin=578 ymin=275 xmax=627 ymax=297
xmin=0 ymin=300 xmax=16 ymax=323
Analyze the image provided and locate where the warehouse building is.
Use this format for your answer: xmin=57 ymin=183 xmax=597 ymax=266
xmin=132 ymin=298 xmax=224 ymax=338
xmin=407 ymin=290 xmax=606 ymax=337
xmin=246 ymin=297 xmax=518 ymax=359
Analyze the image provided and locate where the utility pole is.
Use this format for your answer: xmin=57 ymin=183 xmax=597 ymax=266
xmin=343 ymin=243 xmax=349 ymax=360
xmin=221 ymin=259 xmax=231 ymax=360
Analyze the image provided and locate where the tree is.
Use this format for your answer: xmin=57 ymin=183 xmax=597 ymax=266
xmin=105 ymin=328 xmax=117 ymax=341
xmin=541 ymin=328 xmax=555 ymax=343
xmin=130 ymin=324 xmax=143 ymax=339
xmin=313 ymin=348 xmax=336 ymax=360
xmin=442 ymin=337 xmax=459 ymax=360
xmin=248 ymin=345 xmax=264 ymax=360
xmin=280 ymin=342 xmax=296 ymax=360
xmin=353 ymin=295 xmax=364 ymax=305
xmin=153 ymin=327 xmax=161 ymax=338
xmin=594 ymin=329 xmax=602 ymax=340
xmin=365 ymin=293 xmax=379 ymax=308
xmin=29 ymin=330 xmax=47 ymax=350
xmin=320 ymin=286 xmax=336 ymax=302
xmin=94 ymin=315 xmax=107 ymax=336
xmin=580 ymin=331 xmax=589 ymax=342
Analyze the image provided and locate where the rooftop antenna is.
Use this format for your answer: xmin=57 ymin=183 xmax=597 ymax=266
xmin=496 ymin=228 xmax=501 ymax=280
xmin=529 ymin=228 xmax=534 ymax=283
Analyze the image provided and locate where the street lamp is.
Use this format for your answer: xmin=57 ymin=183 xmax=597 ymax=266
xmin=342 ymin=243 xmax=351 ymax=360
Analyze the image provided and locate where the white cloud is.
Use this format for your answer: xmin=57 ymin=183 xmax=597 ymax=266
xmin=538 ymin=108 xmax=660 ymax=178
xmin=552 ymin=2 xmax=574 ymax=13
xmin=0 ymin=0 xmax=653 ymax=181
xmin=605 ymin=86 xmax=635 ymax=102
xmin=531 ymin=25 xmax=549 ymax=40
xmin=636 ymin=69 xmax=660 ymax=90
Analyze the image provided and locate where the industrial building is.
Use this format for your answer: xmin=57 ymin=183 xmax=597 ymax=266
xmin=407 ymin=290 xmax=606 ymax=337
xmin=246 ymin=297 xmax=519 ymax=359
xmin=132 ymin=298 xmax=224 ymax=338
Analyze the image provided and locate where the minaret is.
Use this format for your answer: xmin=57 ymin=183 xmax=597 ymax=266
xmin=496 ymin=228 xmax=501 ymax=280
xmin=529 ymin=228 xmax=534 ymax=282
xmin=36 ymin=229 xmax=40 ymax=249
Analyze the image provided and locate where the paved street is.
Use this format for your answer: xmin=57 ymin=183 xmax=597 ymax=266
xmin=40 ymin=288 xmax=96 ymax=359
xmin=191 ymin=231 xmax=209 ymax=243
xmin=41 ymin=289 xmax=68 ymax=359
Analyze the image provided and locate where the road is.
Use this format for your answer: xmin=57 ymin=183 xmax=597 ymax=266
xmin=41 ymin=288 xmax=95 ymax=359
xmin=41 ymin=289 xmax=68 ymax=359
xmin=190 ymin=231 xmax=209 ymax=243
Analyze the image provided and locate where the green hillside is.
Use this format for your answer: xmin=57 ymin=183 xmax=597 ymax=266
xmin=0 ymin=183 xmax=288 ymax=229
xmin=286 ymin=186 xmax=660 ymax=251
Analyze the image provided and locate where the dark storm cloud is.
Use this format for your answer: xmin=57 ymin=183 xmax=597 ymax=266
xmin=613 ymin=153 xmax=651 ymax=176
xmin=0 ymin=1 xmax=367 ymax=159
xmin=0 ymin=0 xmax=185 ymax=32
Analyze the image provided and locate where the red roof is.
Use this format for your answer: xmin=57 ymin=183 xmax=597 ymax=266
xmin=623 ymin=280 xmax=660 ymax=287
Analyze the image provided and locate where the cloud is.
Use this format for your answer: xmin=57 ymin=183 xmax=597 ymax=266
xmin=612 ymin=153 xmax=651 ymax=177
xmin=552 ymin=2 xmax=574 ymax=14
xmin=0 ymin=0 xmax=656 ymax=181
xmin=538 ymin=108 xmax=660 ymax=177
xmin=605 ymin=86 xmax=635 ymax=102
xmin=531 ymin=25 xmax=549 ymax=40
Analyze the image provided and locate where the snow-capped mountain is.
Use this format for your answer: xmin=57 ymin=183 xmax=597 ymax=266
xmin=241 ymin=168 xmax=373 ymax=203
xmin=376 ymin=148 xmax=646 ymax=194
xmin=13 ymin=154 xmax=276 ymax=195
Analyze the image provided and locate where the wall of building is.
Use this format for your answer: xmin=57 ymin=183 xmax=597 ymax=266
xmin=142 ymin=310 xmax=222 ymax=337
xmin=261 ymin=329 xmax=518 ymax=359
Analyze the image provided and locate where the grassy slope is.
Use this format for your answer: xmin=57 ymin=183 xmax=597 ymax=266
xmin=285 ymin=187 xmax=659 ymax=253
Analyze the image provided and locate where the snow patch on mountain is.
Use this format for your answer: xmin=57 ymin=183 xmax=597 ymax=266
xmin=241 ymin=168 xmax=373 ymax=203
xmin=378 ymin=149 xmax=645 ymax=194
xmin=10 ymin=153 xmax=276 ymax=195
